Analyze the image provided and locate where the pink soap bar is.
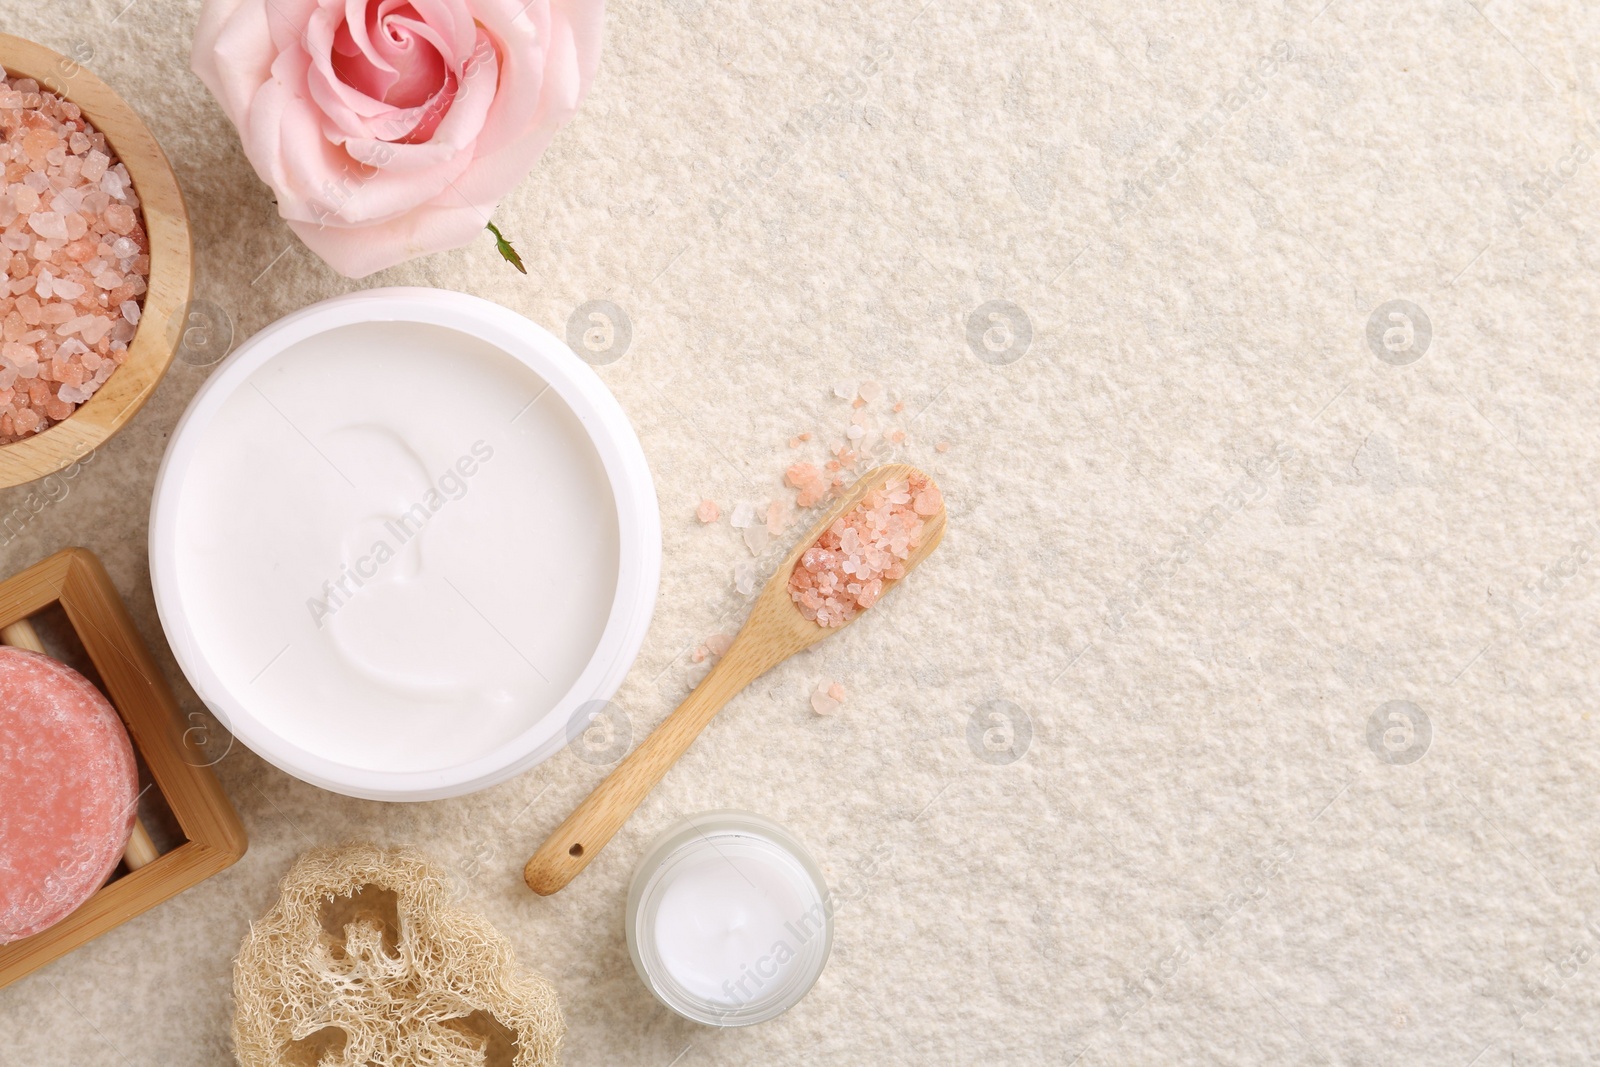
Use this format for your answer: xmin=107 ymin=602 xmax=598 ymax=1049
xmin=0 ymin=647 xmax=138 ymax=944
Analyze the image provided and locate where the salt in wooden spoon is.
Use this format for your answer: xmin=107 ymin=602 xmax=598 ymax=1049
xmin=523 ymin=462 xmax=946 ymax=895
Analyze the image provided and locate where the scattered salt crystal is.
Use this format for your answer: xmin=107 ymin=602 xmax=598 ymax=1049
xmin=686 ymin=660 xmax=713 ymax=689
xmin=833 ymin=381 xmax=856 ymax=401
xmin=705 ymin=634 xmax=734 ymax=656
xmin=846 ymin=425 xmax=865 ymax=440
xmin=742 ymin=522 xmax=770 ymax=555
xmin=695 ymin=499 xmax=719 ymax=524
xmin=810 ymin=680 xmax=841 ymax=716
xmin=733 ymin=561 xmax=757 ymax=596
xmin=729 ymin=502 xmax=758 ymax=529
xmin=765 ymin=499 xmax=785 ymax=535
xmin=935 ymin=441 xmax=950 ymax=453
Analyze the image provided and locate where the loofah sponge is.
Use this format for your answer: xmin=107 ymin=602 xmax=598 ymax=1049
xmin=233 ymin=844 xmax=563 ymax=1067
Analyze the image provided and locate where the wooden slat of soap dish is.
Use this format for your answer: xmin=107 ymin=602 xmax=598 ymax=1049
xmin=0 ymin=548 xmax=246 ymax=990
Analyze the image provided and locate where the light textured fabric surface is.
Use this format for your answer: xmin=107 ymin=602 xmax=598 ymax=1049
xmin=3 ymin=1 xmax=1600 ymax=1064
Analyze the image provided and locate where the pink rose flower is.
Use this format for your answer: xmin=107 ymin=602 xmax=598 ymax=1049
xmin=192 ymin=0 xmax=603 ymax=278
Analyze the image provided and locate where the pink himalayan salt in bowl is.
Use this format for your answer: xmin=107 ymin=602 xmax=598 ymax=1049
xmin=0 ymin=72 xmax=148 ymax=444
xmin=787 ymin=471 xmax=943 ymax=628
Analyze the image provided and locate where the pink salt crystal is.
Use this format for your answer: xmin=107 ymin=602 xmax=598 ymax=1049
xmin=786 ymin=462 xmax=819 ymax=488
xmin=20 ymin=128 xmax=55 ymax=163
xmin=80 ymin=150 xmax=107 ymax=183
xmin=79 ymin=316 xmax=112 ymax=345
xmin=0 ymin=73 xmax=146 ymax=439
xmin=795 ymin=478 xmax=829 ymax=508
xmin=705 ymin=633 xmax=734 ymax=656
xmin=858 ymin=381 xmax=883 ymax=403
xmin=827 ymin=682 xmax=847 ymax=702
xmin=695 ymin=499 xmax=720 ymax=524
xmin=0 ymin=648 xmax=139 ymax=944
xmin=806 ymin=684 xmax=844 ymax=716
xmin=2 ymin=341 xmax=36 ymax=367
xmin=28 ymin=211 xmax=67 ymax=241
xmin=766 ymin=499 xmax=785 ymax=535
xmin=935 ymin=441 xmax=950 ymax=453
xmin=788 ymin=472 xmax=939 ymax=628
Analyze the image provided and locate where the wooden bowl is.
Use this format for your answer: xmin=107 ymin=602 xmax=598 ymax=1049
xmin=0 ymin=33 xmax=192 ymax=489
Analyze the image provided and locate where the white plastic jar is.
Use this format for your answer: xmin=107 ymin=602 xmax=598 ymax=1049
xmin=149 ymin=288 xmax=659 ymax=800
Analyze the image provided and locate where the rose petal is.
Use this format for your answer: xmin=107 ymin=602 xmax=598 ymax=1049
xmin=287 ymin=197 xmax=485 ymax=276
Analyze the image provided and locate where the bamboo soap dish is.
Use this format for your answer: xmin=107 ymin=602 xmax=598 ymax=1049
xmin=0 ymin=548 xmax=246 ymax=989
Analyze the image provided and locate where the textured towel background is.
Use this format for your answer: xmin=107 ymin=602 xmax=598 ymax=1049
xmin=3 ymin=0 xmax=1600 ymax=1063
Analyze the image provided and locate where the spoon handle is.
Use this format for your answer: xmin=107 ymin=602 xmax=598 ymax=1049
xmin=523 ymin=634 xmax=782 ymax=895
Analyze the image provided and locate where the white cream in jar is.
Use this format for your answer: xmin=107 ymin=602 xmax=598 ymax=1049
xmin=150 ymin=290 xmax=660 ymax=800
xmin=627 ymin=811 xmax=832 ymax=1026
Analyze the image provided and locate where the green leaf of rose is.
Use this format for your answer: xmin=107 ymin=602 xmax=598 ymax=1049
xmin=486 ymin=221 xmax=526 ymax=275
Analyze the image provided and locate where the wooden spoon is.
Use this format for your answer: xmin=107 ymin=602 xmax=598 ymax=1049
xmin=523 ymin=462 xmax=946 ymax=895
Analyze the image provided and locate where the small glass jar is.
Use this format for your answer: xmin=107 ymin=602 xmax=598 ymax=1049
xmin=626 ymin=810 xmax=833 ymax=1026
